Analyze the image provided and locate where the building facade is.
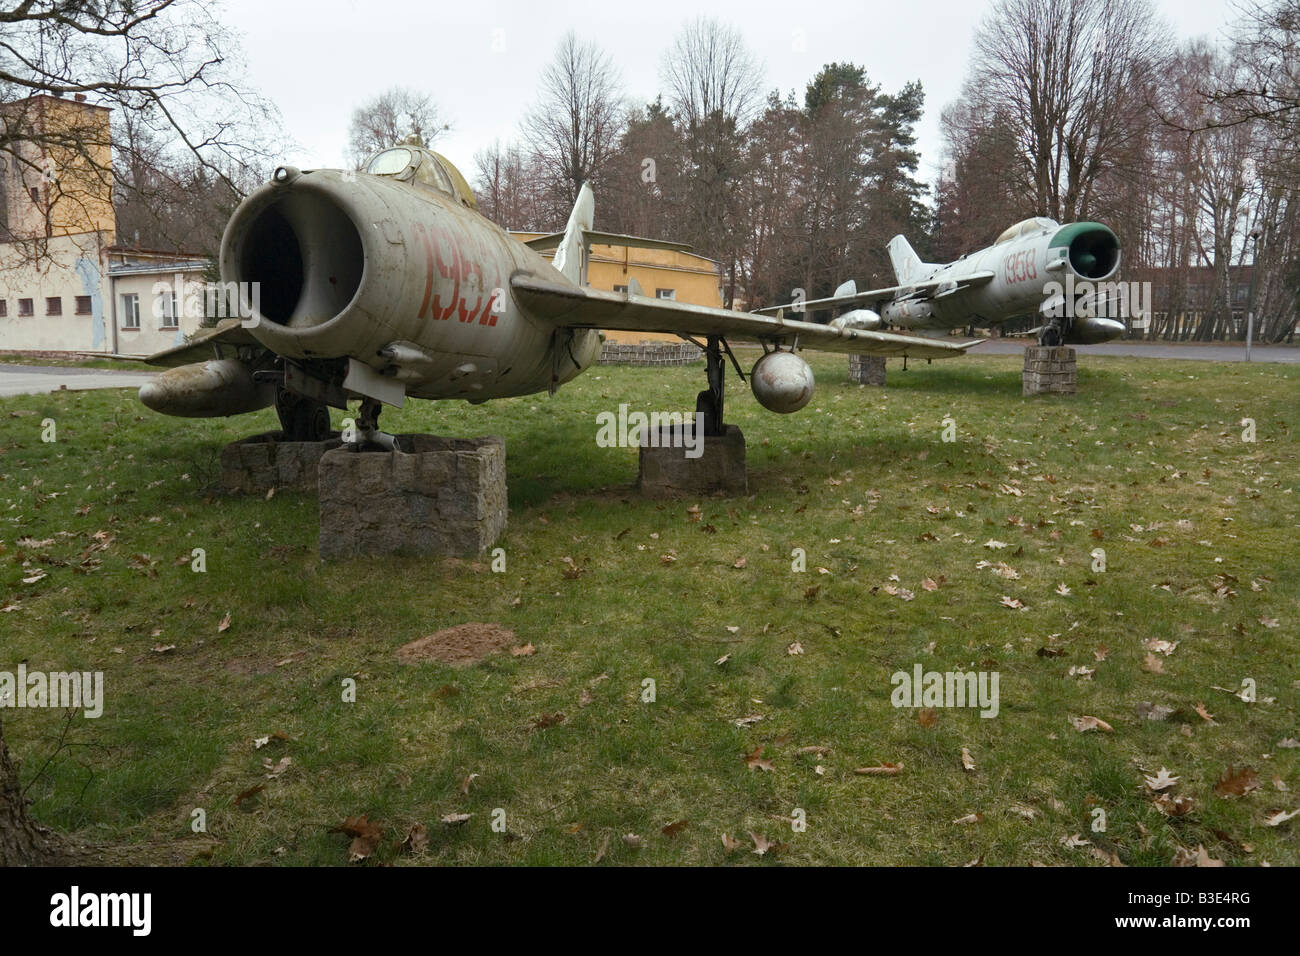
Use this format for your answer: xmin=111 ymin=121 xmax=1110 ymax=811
xmin=510 ymin=231 xmax=725 ymax=344
xmin=0 ymin=94 xmax=208 ymax=358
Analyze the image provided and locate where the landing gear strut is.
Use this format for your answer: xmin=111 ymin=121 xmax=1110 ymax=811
xmin=274 ymin=387 xmax=331 ymax=442
xmin=352 ymin=398 xmax=398 ymax=451
xmin=695 ymin=335 xmax=726 ymax=437
xmin=1038 ymin=318 xmax=1066 ymax=347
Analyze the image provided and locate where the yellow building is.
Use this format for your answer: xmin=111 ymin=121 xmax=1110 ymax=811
xmin=0 ymin=94 xmax=207 ymax=357
xmin=510 ymin=231 xmax=724 ymax=344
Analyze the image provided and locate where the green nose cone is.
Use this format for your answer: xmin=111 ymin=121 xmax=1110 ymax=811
xmin=1076 ymin=252 xmax=1097 ymax=272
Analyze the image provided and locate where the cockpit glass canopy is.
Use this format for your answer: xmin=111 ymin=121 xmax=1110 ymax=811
xmin=361 ymin=146 xmax=477 ymax=210
xmin=996 ymin=217 xmax=1060 ymax=244
xmin=366 ymin=147 xmax=414 ymax=176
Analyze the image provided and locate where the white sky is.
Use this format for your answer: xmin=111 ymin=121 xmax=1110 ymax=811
xmin=221 ymin=0 xmax=1242 ymax=188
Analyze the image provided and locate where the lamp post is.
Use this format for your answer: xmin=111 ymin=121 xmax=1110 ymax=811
xmin=1246 ymin=226 xmax=1262 ymax=363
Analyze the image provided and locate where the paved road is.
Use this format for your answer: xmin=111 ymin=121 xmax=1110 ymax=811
xmin=0 ymin=363 xmax=157 ymax=398
xmin=971 ymin=340 xmax=1300 ymax=363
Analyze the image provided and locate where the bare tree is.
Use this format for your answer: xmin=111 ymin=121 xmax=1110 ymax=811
xmin=660 ymin=16 xmax=762 ymax=129
xmin=960 ymin=0 xmax=1169 ymax=222
xmin=0 ymin=0 xmax=279 ymax=261
xmin=522 ymin=31 xmax=624 ymax=215
xmin=348 ymin=87 xmax=448 ymax=167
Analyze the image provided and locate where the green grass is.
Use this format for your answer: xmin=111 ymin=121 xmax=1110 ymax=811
xmin=1 ymin=351 xmax=1296 ymax=866
xmin=0 ymin=353 xmax=157 ymax=371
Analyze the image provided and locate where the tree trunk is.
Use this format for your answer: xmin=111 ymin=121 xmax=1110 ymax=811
xmin=0 ymin=716 xmax=52 ymax=865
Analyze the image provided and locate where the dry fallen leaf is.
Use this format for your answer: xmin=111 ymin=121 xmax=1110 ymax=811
xmin=854 ymin=762 xmax=903 ymax=776
xmin=953 ymin=812 xmax=984 ymax=825
xmin=745 ymin=745 xmax=774 ymax=772
xmin=262 ymin=756 xmax=291 ymax=779
xmin=787 ymin=641 xmax=803 ymax=656
xmin=961 ymin=747 xmax=976 ymax=772
xmin=217 ymin=612 xmax=231 ymax=633
xmin=460 ymin=773 xmax=479 ymax=795
xmin=917 ymin=708 xmax=938 ymax=729
xmin=331 ymin=815 xmax=384 ymax=864
xmin=1213 ymin=766 xmax=1260 ymax=798
xmin=622 ymin=832 xmax=643 ymax=848
xmin=1264 ymin=808 xmax=1300 ymax=827
xmin=1142 ymin=653 xmax=1164 ymax=674
xmin=441 ymin=812 xmax=473 ymax=825
xmin=749 ymin=831 xmax=781 ymax=856
xmin=1144 ymin=768 xmax=1179 ymax=792
xmin=1195 ymin=702 xmax=1216 ymax=724
xmin=721 ymin=832 xmax=745 ymax=854
xmin=400 ymin=823 xmax=428 ymax=854
xmin=510 ymin=643 xmax=536 ymax=657
xmin=1070 ymin=715 xmax=1114 ymax=733
xmin=1173 ymin=844 xmax=1224 ymax=867
xmin=661 ymin=820 xmax=689 ymax=837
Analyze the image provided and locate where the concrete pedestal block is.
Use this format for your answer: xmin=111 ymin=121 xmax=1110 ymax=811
xmin=1022 ymin=346 xmax=1077 ymax=396
xmin=638 ymin=424 xmax=747 ymax=497
xmin=848 ymin=354 xmax=887 ymax=385
xmin=318 ymin=434 xmax=507 ymax=560
xmin=220 ymin=431 xmax=342 ymax=494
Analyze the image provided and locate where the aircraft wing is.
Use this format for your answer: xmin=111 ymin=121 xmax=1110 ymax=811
xmin=753 ymin=272 xmax=997 ymax=316
xmin=511 ymin=275 xmax=980 ymax=359
xmin=141 ymin=319 xmax=263 ymax=368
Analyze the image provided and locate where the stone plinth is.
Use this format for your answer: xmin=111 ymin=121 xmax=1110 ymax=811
xmin=1022 ymin=346 xmax=1077 ymax=396
xmin=848 ymin=354 xmax=887 ymax=385
xmin=638 ymin=424 xmax=747 ymax=497
xmin=220 ymin=432 xmax=342 ymax=494
xmin=318 ymin=435 xmax=507 ymax=560
xmin=600 ymin=341 xmax=703 ymax=366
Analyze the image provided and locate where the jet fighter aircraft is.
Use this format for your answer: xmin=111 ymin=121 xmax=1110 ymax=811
xmin=138 ymin=147 xmax=978 ymax=445
xmin=758 ymin=218 xmax=1126 ymax=347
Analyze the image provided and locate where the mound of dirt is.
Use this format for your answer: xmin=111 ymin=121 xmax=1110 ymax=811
xmin=397 ymin=623 xmax=517 ymax=666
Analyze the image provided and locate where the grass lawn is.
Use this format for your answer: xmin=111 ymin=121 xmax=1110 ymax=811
xmin=1 ymin=351 xmax=1296 ymax=866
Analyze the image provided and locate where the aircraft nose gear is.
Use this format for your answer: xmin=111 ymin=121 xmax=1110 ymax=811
xmin=1038 ymin=318 xmax=1066 ymax=347
xmin=350 ymin=397 xmax=398 ymax=451
xmin=274 ymin=387 xmax=331 ymax=442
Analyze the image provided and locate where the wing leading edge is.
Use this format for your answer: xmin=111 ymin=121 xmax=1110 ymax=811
xmin=511 ymin=274 xmax=980 ymax=360
xmin=752 ymin=272 xmax=996 ymax=317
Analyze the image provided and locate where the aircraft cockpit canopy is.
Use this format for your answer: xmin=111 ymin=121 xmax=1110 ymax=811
xmin=995 ymin=217 xmax=1060 ymax=245
xmin=364 ymin=147 xmax=478 ymax=210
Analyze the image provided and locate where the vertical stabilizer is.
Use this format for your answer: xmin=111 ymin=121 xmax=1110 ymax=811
xmin=552 ymin=182 xmax=594 ymax=285
xmin=887 ymin=235 xmax=931 ymax=284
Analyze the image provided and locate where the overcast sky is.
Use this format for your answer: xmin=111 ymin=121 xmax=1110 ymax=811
xmin=222 ymin=0 xmax=1242 ymax=189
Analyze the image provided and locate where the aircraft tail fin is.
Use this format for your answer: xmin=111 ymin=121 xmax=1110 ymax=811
xmin=887 ymin=235 xmax=930 ymax=285
xmin=552 ymin=182 xmax=595 ymax=285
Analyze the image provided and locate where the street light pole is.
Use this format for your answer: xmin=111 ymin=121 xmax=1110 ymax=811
xmin=1246 ymin=227 xmax=1261 ymax=363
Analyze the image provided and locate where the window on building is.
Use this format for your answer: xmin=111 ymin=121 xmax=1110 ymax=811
xmin=46 ymin=296 xmax=62 ymax=316
xmin=0 ymin=300 xmax=7 ymax=317
xmin=613 ymin=284 xmax=628 ymax=293
xmin=121 ymin=293 xmax=140 ymax=329
xmin=157 ymin=291 xmax=179 ymax=328
xmin=75 ymin=295 xmax=92 ymax=315
xmin=18 ymin=298 xmax=34 ymax=316
xmin=656 ymin=288 xmax=676 ymax=300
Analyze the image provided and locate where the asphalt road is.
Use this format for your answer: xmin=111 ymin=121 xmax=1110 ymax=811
xmin=971 ymin=340 xmax=1300 ymax=363
xmin=0 ymin=363 xmax=157 ymax=398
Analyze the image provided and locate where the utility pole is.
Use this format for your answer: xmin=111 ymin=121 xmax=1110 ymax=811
xmin=1246 ymin=227 xmax=1261 ymax=363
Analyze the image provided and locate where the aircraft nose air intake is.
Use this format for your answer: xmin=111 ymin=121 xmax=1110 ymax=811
xmin=224 ymin=176 xmax=366 ymax=334
xmin=1052 ymin=222 xmax=1121 ymax=281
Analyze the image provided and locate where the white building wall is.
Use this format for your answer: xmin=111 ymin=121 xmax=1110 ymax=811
xmin=0 ymin=232 xmax=112 ymax=353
